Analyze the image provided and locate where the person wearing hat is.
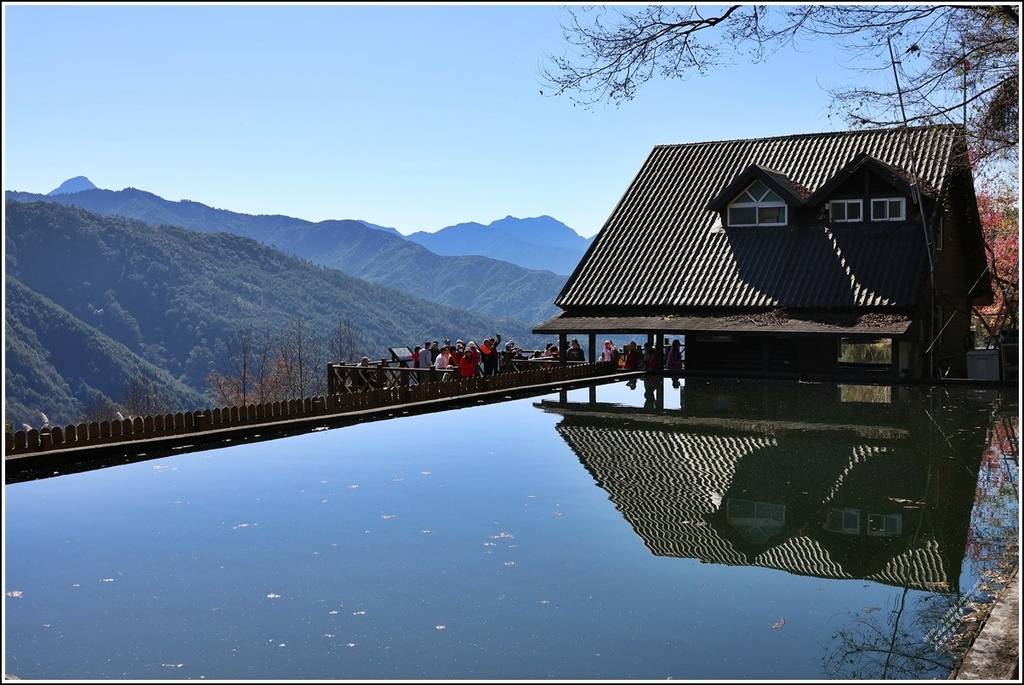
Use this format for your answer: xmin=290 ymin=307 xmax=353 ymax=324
xmin=449 ymin=342 xmax=464 ymax=366
xmin=600 ymin=340 xmax=618 ymax=366
xmin=623 ymin=341 xmax=641 ymax=370
xmin=459 ymin=342 xmax=480 ymax=379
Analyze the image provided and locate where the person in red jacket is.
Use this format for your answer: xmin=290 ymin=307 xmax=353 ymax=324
xmin=479 ymin=334 xmax=501 ymax=375
xmin=460 ymin=343 xmax=481 ymax=378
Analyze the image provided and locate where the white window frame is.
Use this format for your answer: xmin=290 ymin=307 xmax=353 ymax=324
xmin=826 ymin=507 xmax=860 ymax=534
xmin=829 ymin=199 xmax=863 ymax=222
xmin=867 ymin=513 xmax=902 ymax=536
xmin=727 ymin=181 xmax=788 ymax=227
xmin=870 ymin=197 xmax=906 ymax=222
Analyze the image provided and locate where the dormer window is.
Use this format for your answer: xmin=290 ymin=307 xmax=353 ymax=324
xmin=829 ymin=199 xmax=862 ymax=222
xmin=871 ymin=197 xmax=906 ymax=221
xmin=727 ymin=181 xmax=787 ymax=227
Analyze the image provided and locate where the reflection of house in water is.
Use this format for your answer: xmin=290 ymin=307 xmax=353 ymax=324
xmin=538 ymin=380 xmax=988 ymax=593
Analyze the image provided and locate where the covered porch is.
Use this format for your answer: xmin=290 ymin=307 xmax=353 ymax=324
xmin=533 ymin=311 xmax=919 ymax=381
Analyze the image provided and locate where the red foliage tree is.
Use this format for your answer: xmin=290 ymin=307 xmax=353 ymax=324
xmin=972 ymin=165 xmax=1019 ymax=346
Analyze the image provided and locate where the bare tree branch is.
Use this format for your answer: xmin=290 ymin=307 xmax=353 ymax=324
xmin=540 ymin=4 xmax=1018 ymax=165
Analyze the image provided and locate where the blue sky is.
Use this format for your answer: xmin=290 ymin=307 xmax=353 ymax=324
xmin=3 ymin=3 xmax=890 ymax=238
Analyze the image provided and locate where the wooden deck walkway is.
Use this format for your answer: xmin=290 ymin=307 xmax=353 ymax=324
xmin=5 ymin=363 xmax=633 ymax=484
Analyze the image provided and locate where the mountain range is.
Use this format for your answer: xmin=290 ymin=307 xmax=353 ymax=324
xmin=4 ymin=177 xmax=604 ymax=429
xmin=12 ymin=177 xmax=594 ymax=273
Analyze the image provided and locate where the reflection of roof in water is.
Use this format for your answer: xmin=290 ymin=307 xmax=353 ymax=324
xmin=550 ymin=411 xmax=959 ymax=592
xmin=537 ymin=401 xmax=910 ymax=440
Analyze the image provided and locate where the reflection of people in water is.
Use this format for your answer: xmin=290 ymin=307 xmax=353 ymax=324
xmin=643 ymin=373 xmax=658 ymax=408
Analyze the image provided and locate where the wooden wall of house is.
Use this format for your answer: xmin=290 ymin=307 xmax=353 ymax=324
xmin=685 ymin=334 xmax=839 ymax=377
xmin=794 ymin=338 xmax=838 ymax=376
xmin=929 ymin=184 xmax=985 ymax=376
xmin=685 ymin=335 xmax=762 ymax=373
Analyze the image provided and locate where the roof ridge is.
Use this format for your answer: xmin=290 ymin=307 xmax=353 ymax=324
xmin=652 ymin=124 xmax=960 ymax=150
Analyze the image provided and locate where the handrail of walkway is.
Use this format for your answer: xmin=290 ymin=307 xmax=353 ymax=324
xmin=5 ymin=362 xmax=611 ymax=459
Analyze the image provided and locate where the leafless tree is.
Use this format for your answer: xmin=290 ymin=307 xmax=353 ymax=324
xmin=77 ymin=392 xmax=119 ymax=425
xmin=119 ymin=376 xmax=173 ymax=418
xmin=541 ymin=5 xmax=1018 ymax=165
xmin=327 ymin=317 xmax=366 ymax=365
xmin=207 ymin=325 xmax=258 ymax=407
xmin=278 ymin=317 xmax=326 ymax=399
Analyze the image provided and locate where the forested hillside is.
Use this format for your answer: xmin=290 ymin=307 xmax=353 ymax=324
xmin=5 ymin=276 xmax=209 ymax=428
xmin=4 ymin=200 xmax=543 ymax=428
xmin=300 ymin=221 xmax=566 ymax=325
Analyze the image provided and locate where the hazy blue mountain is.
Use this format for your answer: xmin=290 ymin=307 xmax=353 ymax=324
xmin=6 ymin=186 xmax=308 ymax=241
xmin=405 ymin=215 xmax=594 ymax=275
xmin=48 ymin=175 xmax=98 ymax=195
xmin=4 ymin=183 xmax=573 ymax=322
xmin=4 ymin=199 xmax=543 ymax=429
xmin=272 ymin=219 xmax=566 ymax=324
xmin=353 ymin=220 xmax=404 ymax=237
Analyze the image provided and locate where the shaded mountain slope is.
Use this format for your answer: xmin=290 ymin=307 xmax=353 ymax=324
xmin=5 ymin=275 xmax=210 ymax=429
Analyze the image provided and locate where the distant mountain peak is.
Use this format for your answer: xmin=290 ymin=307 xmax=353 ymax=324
xmin=48 ymin=176 xmax=98 ymax=195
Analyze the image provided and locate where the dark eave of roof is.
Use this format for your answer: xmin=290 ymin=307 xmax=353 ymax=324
xmin=534 ymin=311 xmax=914 ymax=337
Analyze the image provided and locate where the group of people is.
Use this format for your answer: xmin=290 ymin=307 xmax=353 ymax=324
xmin=599 ymin=338 xmax=683 ymax=371
xmin=405 ymin=335 xmax=592 ymax=376
xmin=407 ymin=336 xmax=686 ymax=373
xmin=535 ymin=339 xmax=586 ymax=362
xmin=355 ymin=336 xmax=683 ymax=389
xmin=411 ymin=335 xmax=505 ymax=378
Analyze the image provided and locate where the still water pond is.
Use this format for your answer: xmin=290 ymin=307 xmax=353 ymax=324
xmin=4 ymin=378 xmax=1018 ymax=681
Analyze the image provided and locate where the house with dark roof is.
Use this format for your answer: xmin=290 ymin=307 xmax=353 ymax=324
xmin=535 ymin=125 xmax=993 ymax=380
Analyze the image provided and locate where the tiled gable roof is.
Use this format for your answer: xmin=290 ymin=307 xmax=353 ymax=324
xmin=556 ymin=125 xmax=965 ymax=312
xmin=805 ymin=151 xmax=928 ymax=206
xmin=705 ymin=164 xmax=808 ymax=211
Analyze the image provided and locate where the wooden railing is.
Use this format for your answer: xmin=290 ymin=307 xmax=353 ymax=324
xmin=6 ymin=361 xmax=610 ymax=458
